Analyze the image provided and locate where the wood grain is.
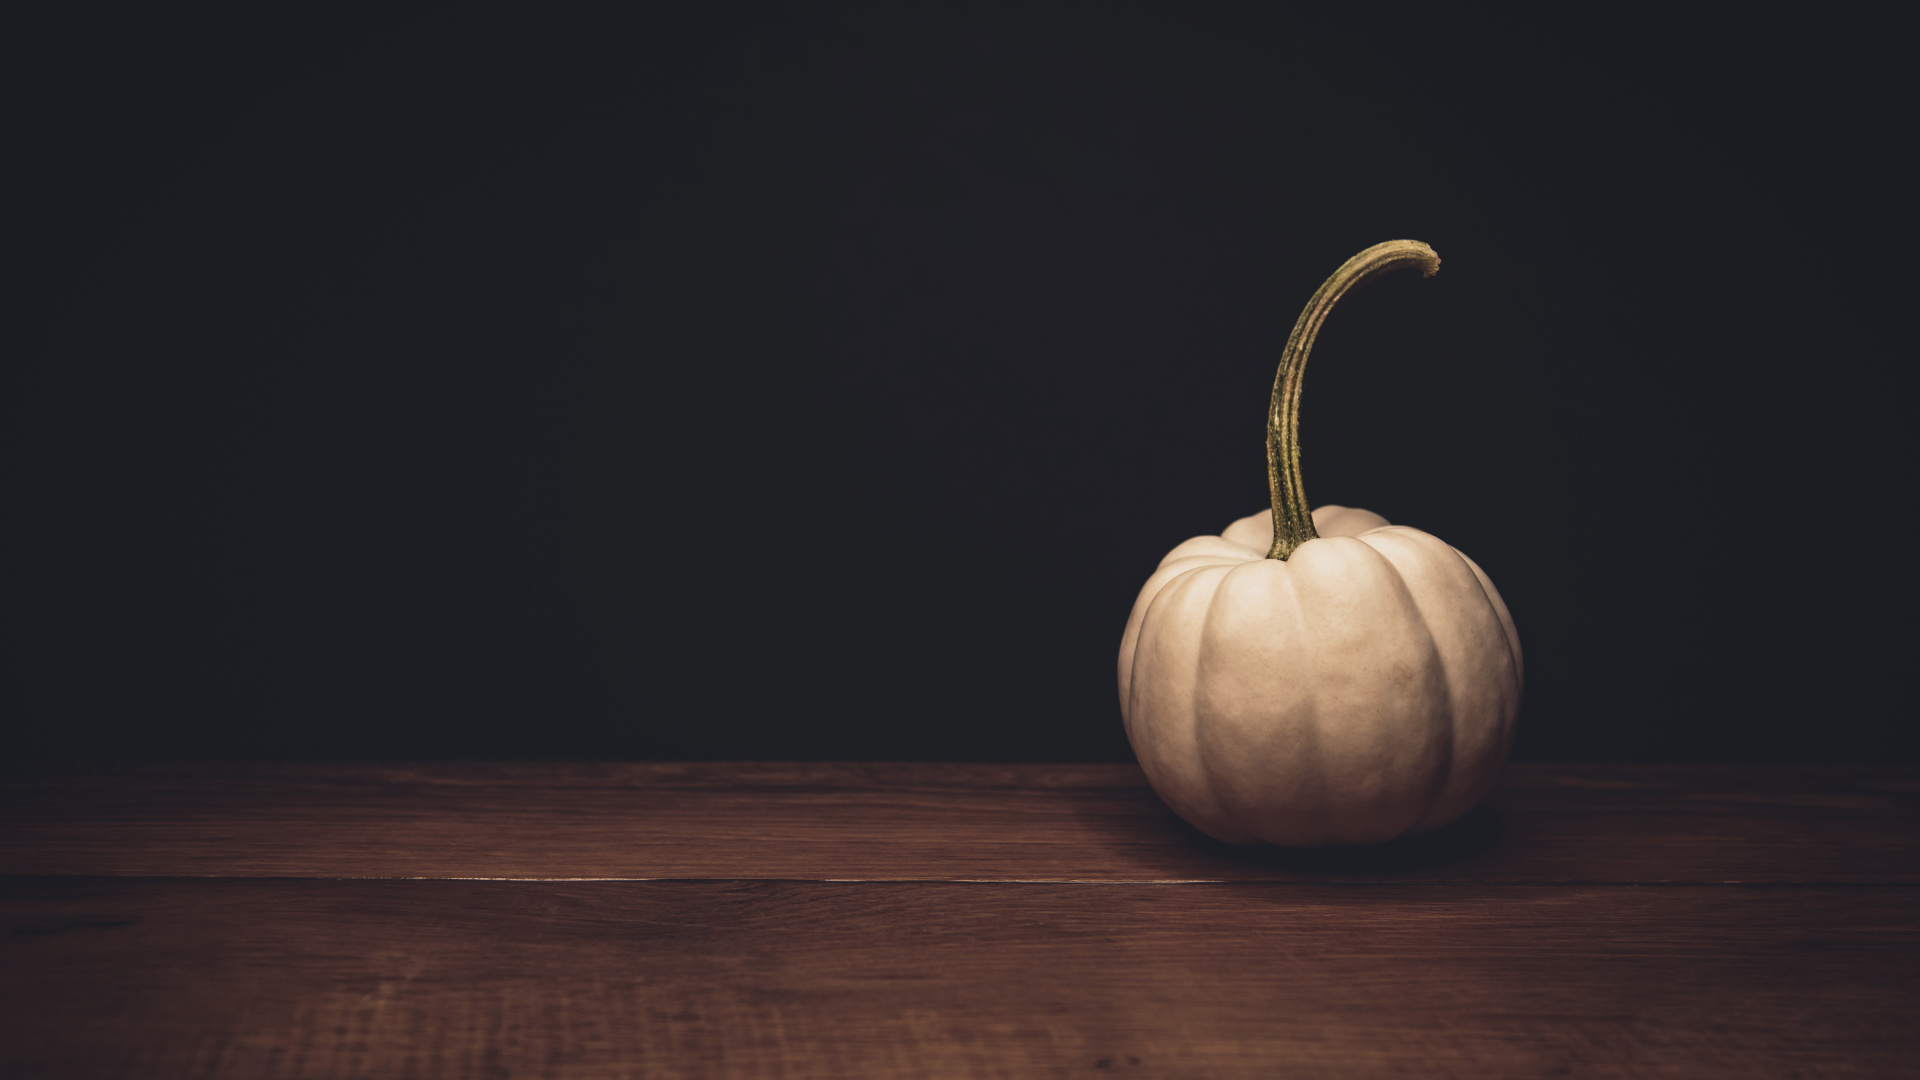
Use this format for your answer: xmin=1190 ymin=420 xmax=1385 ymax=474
xmin=6 ymin=763 xmax=1915 ymax=1077
xmin=2 ymin=876 xmax=1914 ymax=1080
xmin=4 ymin=762 xmax=1916 ymax=882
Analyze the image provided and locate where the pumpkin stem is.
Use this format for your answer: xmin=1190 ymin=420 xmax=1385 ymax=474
xmin=1266 ymin=240 xmax=1441 ymax=559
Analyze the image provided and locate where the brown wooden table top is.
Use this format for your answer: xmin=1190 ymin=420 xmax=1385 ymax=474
xmin=3 ymin=762 xmax=1916 ymax=1077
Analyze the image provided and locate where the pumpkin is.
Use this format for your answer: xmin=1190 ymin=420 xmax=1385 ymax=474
xmin=1117 ymin=240 xmax=1522 ymax=846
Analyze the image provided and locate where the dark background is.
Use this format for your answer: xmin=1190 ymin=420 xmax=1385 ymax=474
xmin=5 ymin=3 xmax=1909 ymax=761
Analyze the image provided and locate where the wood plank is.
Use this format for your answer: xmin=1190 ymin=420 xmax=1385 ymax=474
xmin=4 ymin=762 xmax=1916 ymax=883
xmin=3 ymin=877 xmax=1915 ymax=1079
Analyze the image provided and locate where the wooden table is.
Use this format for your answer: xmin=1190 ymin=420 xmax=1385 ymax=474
xmin=3 ymin=762 xmax=1916 ymax=1078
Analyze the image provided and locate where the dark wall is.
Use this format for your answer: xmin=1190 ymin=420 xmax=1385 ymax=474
xmin=6 ymin=4 xmax=1908 ymax=761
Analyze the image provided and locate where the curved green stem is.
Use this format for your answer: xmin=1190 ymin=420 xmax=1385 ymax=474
xmin=1266 ymin=240 xmax=1441 ymax=560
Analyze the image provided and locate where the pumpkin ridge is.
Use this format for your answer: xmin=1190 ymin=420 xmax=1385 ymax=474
xmin=1119 ymin=552 xmax=1249 ymax=713
xmin=1370 ymin=529 xmax=1522 ymax=832
xmin=1128 ymin=561 xmax=1230 ymax=722
xmin=1194 ymin=558 xmax=1323 ymax=844
xmin=1321 ymin=533 xmax=1452 ymax=839
xmin=1134 ymin=562 xmax=1239 ymax=836
xmin=1451 ymin=546 xmax=1525 ymax=691
xmin=1356 ymin=533 xmax=1465 ymax=836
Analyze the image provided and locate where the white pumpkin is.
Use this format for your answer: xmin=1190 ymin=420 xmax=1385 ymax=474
xmin=1117 ymin=241 xmax=1522 ymax=846
xmin=1118 ymin=504 xmax=1521 ymax=845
